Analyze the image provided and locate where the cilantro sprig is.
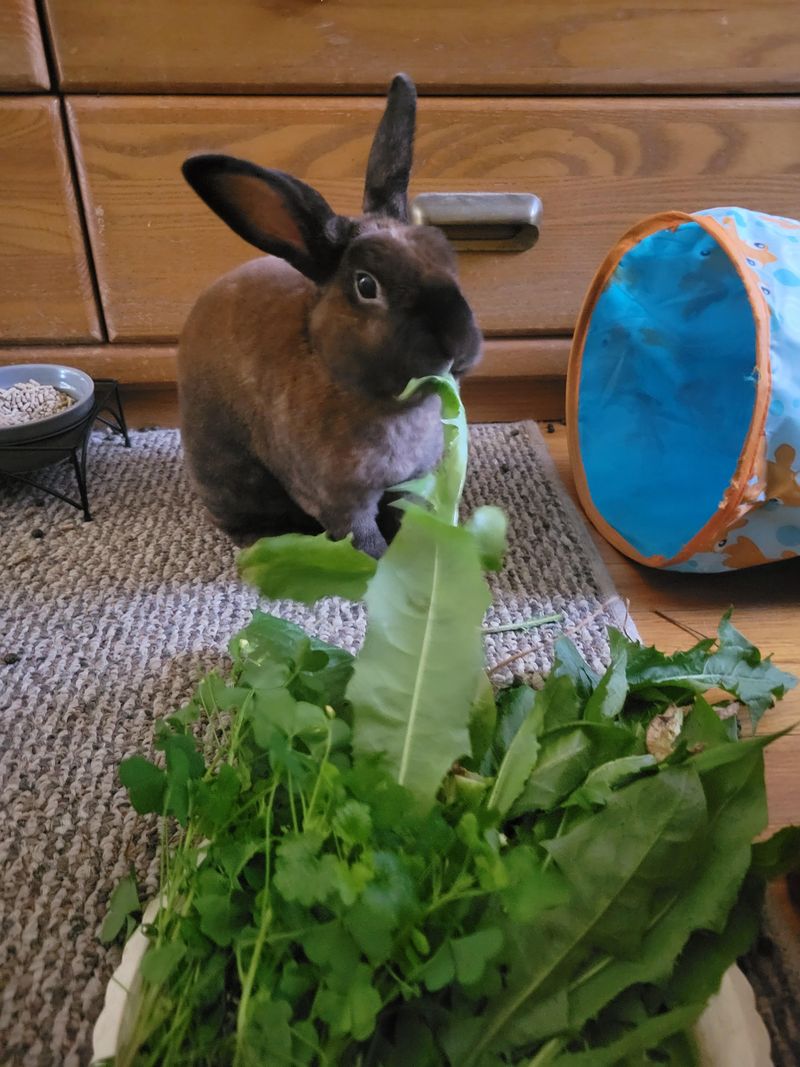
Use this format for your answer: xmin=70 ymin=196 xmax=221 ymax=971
xmin=107 ymin=376 xmax=798 ymax=1066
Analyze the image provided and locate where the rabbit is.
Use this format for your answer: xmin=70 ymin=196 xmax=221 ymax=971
xmin=178 ymin=72 xmax=482 ymax=558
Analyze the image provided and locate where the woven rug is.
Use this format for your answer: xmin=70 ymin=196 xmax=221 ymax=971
xmin=0 ymin=423 xmax=790 ymax=1065
xmin=740 ymin=884 xmax=800 ymax=1065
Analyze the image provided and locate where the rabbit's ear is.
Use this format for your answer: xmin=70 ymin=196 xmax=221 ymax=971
xmin=363 ymin=73 xmax=416 ymax=222
xmin=182 ymin=155 xmax=351 ymax=283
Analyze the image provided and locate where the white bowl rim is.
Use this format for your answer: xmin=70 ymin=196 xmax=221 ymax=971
xmin=0 ymin=362 xmax=95 ymax=397
xmin=0 ymin=364 xmax=95 ymax=441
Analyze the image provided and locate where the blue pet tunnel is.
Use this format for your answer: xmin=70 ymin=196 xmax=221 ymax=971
xmin=568 ymin=208 xmax=800 ymax=572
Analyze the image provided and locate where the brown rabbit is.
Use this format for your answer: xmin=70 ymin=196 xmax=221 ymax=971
xmin=178 ymin=73 xmax=482 ymax=558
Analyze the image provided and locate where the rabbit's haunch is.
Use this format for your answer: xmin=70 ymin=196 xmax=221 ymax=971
xmin=0 ymin=379 xmax=74 ymax=428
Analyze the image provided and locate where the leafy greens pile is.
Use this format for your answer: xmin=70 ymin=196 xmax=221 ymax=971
xmin=104 ymin=376 xmax=798 ymax=1067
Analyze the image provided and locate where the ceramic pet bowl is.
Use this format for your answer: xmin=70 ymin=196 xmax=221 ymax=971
xmin=0 ymin=363 xmax=95 ymax=445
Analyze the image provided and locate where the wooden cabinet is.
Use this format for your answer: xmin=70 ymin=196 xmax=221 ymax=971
xmin=69 ymin=96 xmax=800 ymax=343
xmin=46 ymin=0 xmax=800 ymax=93
xmin=2 ymin=3 xmax=800 ymax=418
xmin=0 ymin=0 xmax=48 ymax=90
xmin=0 ymin=99 xmax=100 ymax=341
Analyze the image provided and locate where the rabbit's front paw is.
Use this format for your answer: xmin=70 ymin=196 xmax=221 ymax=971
xmin=321 ymin=497 xmax=388 ymax=559
xmin=350 ymin=520 xmax=388 ymax=560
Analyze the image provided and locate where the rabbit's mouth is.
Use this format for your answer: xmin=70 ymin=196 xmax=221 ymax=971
xmin=395 ymin=365 xmax=451 ymax=404
xmin=418 ymin=288 xmax=482 ymax=378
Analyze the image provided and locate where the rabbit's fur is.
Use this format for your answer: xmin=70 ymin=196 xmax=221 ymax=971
xmin=178 ymin=73 xmax=481 ymax=558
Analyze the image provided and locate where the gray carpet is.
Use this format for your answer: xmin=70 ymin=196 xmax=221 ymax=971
xmin=740 ymin=889 xmax=800 ymax=1065
xmin=0 ymin=421 xmax=759 ymax=1065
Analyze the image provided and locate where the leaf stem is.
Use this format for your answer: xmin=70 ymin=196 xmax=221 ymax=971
xmin=425 ymin=886 xmax=487 ymax=916
xmin=290 ymin=1023 xmax=329 ymax=1065
xmin=306 ymin=726 xmax=332 ymax=818
xmin=527 ymin=1037 xmax=565 ymax=1065
xmin=542 ymin=810 xmax=570 ymax=872
xmin=287 ymin=770 xmax=299 ymax=832
xmin=568 ymin=892 xmax=682 ymax=995
xmin=234 ymin=781 xmax=278 ymax=1065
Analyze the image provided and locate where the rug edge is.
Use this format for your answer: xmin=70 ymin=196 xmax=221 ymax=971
xmin=519 ymin=422 xmax=641 ymax=643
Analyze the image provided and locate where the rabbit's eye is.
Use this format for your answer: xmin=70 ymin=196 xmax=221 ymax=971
xmin=355 ymin=270 xmax=380 ymax=302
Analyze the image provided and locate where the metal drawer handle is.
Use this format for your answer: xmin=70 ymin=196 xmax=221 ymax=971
xmin=410 ymin=192 xmax=542 ymax=251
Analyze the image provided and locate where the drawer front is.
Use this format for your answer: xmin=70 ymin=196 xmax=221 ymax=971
xmin=0 ymin=0 xmax=48 ymax=90
xmin=48 ymin=0 xmax=800 ymax=93
xmin=0 ymin=99 xmax=100 ymax=342
xmin=70 ymin=96 xmax=800 ymax=342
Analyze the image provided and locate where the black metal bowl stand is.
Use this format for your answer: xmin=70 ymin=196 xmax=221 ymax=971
xmin=0 ymin=379 xmax=130 ymax=521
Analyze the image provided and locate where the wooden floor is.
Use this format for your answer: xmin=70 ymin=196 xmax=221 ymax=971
xmin=545 ymin=423 xmax=799 ymax=837
xmin=117 ymin=392 xmax=799 ymax=835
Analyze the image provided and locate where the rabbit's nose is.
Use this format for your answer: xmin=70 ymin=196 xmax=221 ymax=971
xmin=419 ymin=284 xmax=478 ymax=359
xmin=437 ymin=301 xmax=481 ymax=369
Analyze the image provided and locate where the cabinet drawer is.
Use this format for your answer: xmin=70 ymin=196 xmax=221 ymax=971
xmin=0 ymin=99 xmax=100 ymax=342
xmin=0 ymin=0 xmax=48 ymax=90
xmin=48 ymin=0 xmax=800 ymax=94
xmin=70 ymin=96 xmax=800 ymax=343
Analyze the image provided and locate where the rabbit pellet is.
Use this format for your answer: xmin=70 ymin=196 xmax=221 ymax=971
xmin=0 ymin=379 xmax=74 ymax=428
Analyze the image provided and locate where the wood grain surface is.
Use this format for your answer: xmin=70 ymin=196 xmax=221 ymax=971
xmin=46 ymin=0 xmax=800 ymax=94
xmin=0 ymin=0 xmax=49 ymax=90
xmin=95 ymin=380 xmax=568 ymax=427
xmin=0 ymin=338 xmax=569 ymax=382
xmin=68 ymin=95 xmax=800 ymax=341
xmin=0 ymin=340 xmax=571 ymax=422
xmin=0 ymin=99 xmax=100 ymax=342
